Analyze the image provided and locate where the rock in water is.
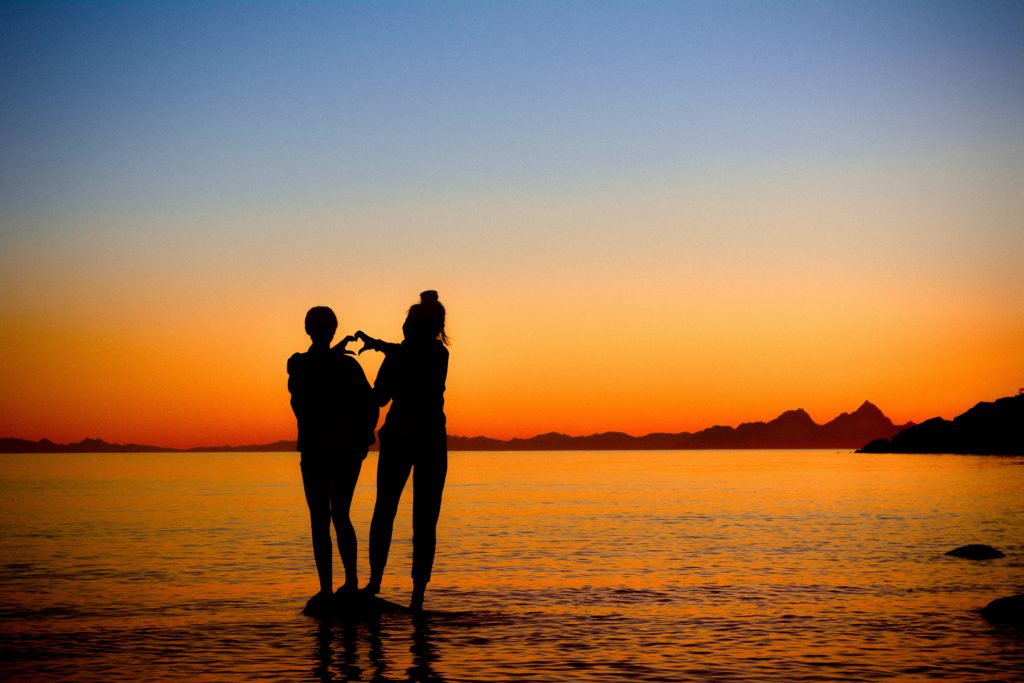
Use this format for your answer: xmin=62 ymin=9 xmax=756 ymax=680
xmin=981 ymin=594 xmax=1024 ymax=624
xmin=302 ymin=592 xmax=333 ymax=617
xmin=945 ymin=544 xmax=1005 ymax=560
xmin=336 ymin=591 xmax=411 ymax=615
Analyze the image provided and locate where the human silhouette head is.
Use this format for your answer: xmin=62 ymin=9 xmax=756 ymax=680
xmin=403 ymin=290 xmax=449 ymax=345
xmin=304 ymin=306 xmax=338 ymax=345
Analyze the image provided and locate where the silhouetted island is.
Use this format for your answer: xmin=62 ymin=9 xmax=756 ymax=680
xmin=859 ymin=394 xmax=1024 ymax=455
xmin=1 ymin=401 xmax=910 ymax=453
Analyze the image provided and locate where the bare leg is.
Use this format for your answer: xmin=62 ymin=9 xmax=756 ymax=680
xmin=331 ymin=457 xmax=363 ymax=592
xmin=301 ymin=458 xmax=337 ymax=611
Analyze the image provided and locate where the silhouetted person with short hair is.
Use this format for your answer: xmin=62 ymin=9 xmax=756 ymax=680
xmin=288 ymin=306 xmax=378 ymax=615
xmin=357 ymin=290 xmax=449 ymax=611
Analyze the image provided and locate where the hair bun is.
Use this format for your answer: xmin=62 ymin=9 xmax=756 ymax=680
xmin=420 ymin=290 xmax=439 ymax=303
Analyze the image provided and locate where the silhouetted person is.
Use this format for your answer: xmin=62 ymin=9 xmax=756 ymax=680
xmin=288 ymin=306 xmax=378 ymax=615
xmin=357 ymin=290 xmax=449 ymax=611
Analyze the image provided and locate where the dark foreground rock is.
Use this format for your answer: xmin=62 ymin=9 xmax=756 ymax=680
xmin=946 ymin=544 xmax=1005 ymax=559
xmin=981 ymin=594 xmax=1024 ymax=624
xmin=304 ymin=591 xmax=413 ymax=619
xmin=859 ymin=393 xmax=1024 ymax=455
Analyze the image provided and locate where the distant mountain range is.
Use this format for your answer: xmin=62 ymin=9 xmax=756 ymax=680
xmin=0 ymin=437 xmax=299 ymax=454
xmin=449 ymin=401 xmax=909 ymax=450
xmin=0 ymin=401 xmax=910 ymax=453
xmin=859 ymin=393 xmax=1023 ymax=455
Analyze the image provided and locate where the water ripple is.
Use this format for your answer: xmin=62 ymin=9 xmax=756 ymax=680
xmin=2 ymin=451 xmax=1024 ymax=681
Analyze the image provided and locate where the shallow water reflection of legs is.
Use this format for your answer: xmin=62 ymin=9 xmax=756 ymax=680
xmin=311 ymin=613 xmax=446 ymax=682
xmin=408 ymin=614 xmax=444 ymax=683
xmin=313 ymin=619 xmax=366 ymax=682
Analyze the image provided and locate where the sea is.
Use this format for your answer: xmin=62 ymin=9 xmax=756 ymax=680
xmin=1 ymin=450 xmax=1022 ymax=682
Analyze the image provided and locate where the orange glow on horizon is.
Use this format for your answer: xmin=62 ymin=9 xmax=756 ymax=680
xmin=1 ymin=255 xmax=1019 ymax=448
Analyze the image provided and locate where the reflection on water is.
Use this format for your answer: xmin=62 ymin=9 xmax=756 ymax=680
xmin=310 ymin=606 xmax=454 ymax=682
xmin=1 ymin=451 xmax=1023 ymax=681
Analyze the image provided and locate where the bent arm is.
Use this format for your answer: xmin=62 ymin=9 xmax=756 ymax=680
xmin=371 ymin=353 xmax=396 ymax=408
xmin=332 ymin=334 xmax=357 ymax=355
xmin=355 ymin=330 xmax=401 ymax=355
xmin=345 ymin=357 xmax=380 ymax=447
xmin=287 ymin=353 xmax=305 ymax=417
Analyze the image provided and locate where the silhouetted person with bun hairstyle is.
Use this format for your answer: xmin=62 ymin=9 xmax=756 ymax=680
xmin=356 ymin=290 xmax=449 ymax=611
xmin=288 ymin=306 xmax=378 ymax=616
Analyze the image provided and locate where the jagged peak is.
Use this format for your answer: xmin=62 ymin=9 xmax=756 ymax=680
xmin=774 ymin=408 xmax=815 ymax=424
xmin=826 ymin=401 xmax=893 ymax=429
xmin=854 ymin=400 xmax=882 ymax=414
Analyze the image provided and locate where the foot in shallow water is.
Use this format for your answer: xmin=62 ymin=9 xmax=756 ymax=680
xmin=303 ymin=591 xmax=333 ymax=617
xmin=359 ymin=580 xmax=381 ymax=596
xmin=409 ymin=586 xmax=425 ymax=612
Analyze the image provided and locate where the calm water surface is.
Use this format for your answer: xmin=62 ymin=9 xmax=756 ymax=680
xmin=1 ymin=450 xmax=1022 ymax=681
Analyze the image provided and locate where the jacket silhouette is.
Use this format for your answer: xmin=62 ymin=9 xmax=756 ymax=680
xmin=288 ymin=347 xmax=378 ymax=455
xmin=373 ymin=338 xmax=448 ymax=448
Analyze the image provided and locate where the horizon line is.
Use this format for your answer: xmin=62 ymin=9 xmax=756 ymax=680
xmin=1 ymin=398 xmax=914 ymax=451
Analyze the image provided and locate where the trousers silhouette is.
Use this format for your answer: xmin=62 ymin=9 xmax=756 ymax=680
xmin=368 ymin=444 xmax=447 ymax=584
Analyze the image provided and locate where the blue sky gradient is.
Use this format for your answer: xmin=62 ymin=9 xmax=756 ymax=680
xmin=2 ymin=1 xmax=1022 ymax=443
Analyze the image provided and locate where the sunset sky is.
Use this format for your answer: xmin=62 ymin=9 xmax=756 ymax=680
xmin=1 ymin=2 xmax=1022 ymax=447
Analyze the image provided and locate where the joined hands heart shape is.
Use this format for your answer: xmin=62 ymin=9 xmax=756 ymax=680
xmin=335 ymin=331 xmax=374 ymax=355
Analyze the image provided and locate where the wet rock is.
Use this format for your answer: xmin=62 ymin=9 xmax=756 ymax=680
xmin=303 ymin=591 xmax=413 ymax=620
xmin=945 ymin=544 xmax=1005 ymax=560
xmin=302 ymin=592 xmax=333 ymax=617
xmin=334 ymin=591 xmax=411 ymax=615
xmin=981 ymin=594 xmax=1024 ymax=624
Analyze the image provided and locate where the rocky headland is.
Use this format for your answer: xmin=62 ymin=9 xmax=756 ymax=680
xmin=859 ymin=394 xmax=1023 ymax=455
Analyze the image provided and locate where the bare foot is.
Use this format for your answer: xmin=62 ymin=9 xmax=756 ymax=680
xmin=409 ymin=585 xmax=425 ymax=612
